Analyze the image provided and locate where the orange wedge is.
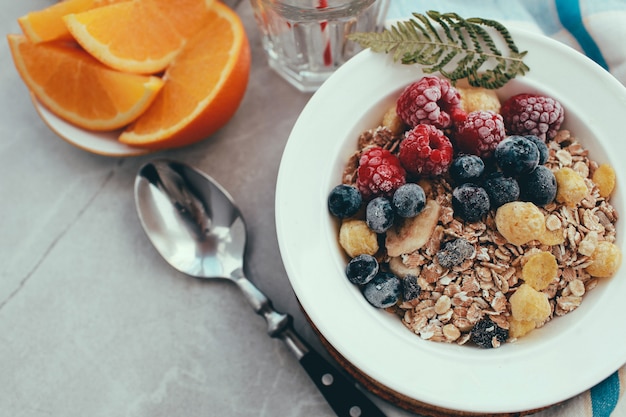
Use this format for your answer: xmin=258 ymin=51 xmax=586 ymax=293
xmin=145 ymin=0 xmax=215 ymax=39
xmin=18 ymin=0 xmax=130 ymax=43
xmin=119 ymin=1 xmax=250 ymax=149
xmin=7 ymin=34 xmax=164 ymax=131
xmin=63 ymin=0 xmax=215 ymax=74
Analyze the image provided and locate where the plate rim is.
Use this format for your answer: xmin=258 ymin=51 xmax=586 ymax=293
xmin=31 ymin=94 xmax=152 ymax=157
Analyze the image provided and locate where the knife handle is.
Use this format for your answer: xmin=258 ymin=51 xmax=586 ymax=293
xmin=233 ymin=275 xmax=386 ymax=416
xmin=298 ymin=347 xmax=387 ymax=417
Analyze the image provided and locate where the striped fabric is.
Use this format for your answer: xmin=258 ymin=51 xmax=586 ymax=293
xmin=383 ymin=1 xmax=626 ymax=416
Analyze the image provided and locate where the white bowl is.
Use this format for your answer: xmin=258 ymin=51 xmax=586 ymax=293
xmin=276 ymin=27 xmax=626 ymax=414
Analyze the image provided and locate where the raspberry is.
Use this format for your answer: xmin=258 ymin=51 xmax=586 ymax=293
xmin=453 ymin=110 xmax=505 ymax=158
xmin=501 ymin=93 xmax=565 ymax=140
xmin=356 ymin=147 xmax=406 ymax=200
xmin=396 ymin=76 xmax=461 ymax=129
xmin=399 ymin=124 xmax=453 ymax=177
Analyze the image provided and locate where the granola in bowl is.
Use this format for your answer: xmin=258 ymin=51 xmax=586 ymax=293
xmin=276 ymin=24 xmax=626 ymax=413
xmin=328 ymin=79 xmax=622 ymax=348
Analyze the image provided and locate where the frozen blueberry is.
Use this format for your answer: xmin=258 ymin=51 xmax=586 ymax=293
xmin=495 ymin=135 xmax=540 ymax=176
xmin=525 ymin=135 xmax=549 ymax=165
xmin=518 ymin=165 xmax=557 ymax=206
xmin=392 ymin=183 xmax=426 ymax=218
xmin=328 ymin=184 xmax=362 ymax=219
xmin=449 ymin=154 xmax=485 ymax=184
xmin=451 ymin=183 xmax=490 ymax=223
xmin=482 ymin=171 xmax=520 ymax=208
xmin=470 ymin=317 xmax=509 ymax=348
xmin=362 ymin=272 xmax=401 ymax=308
xmin=436 ymin=238 xmax=475 ymax=269
xmin=366 ymin=197 xmax=394 ymax=233
xmin=402 ymin=275 xmax=421 ymax=301
xmin=345 ymin=254 xmax=379 ymax=285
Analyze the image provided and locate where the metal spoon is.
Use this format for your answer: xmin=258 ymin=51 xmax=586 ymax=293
xmin=134 ymin=159 xmax=386 ymax=417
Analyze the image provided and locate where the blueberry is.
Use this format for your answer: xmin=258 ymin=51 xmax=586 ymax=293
xmin=482 ymin=171 xmax=520 ymax=208
xmin=451 ymin=183 xmax=490 ymax=222
xmin=518 ymin=165 xmax=557 ymax=206
xmin=402 ymin=275 xmax=421 ymax=301
xmin=495 ymin=135 xmax=540 ymax=176
xmin=366 ymin=197 xmax=394 ymax=233
xmin=362 ymin=272 xmax=401 ymax=308
xmin=345 ymin=254 xmax=379 ymax=285
xmin=436 ymin=238 xmax=475 ymax=269
xmin=449 ymin=155 xmax=485 ymax=184
xmin=328 ymin=184 xmax=362 ymax=219
xmin=392 ymin=183 xmax=426 ymax=218
xmin=470 ymin=317 xmax=509 ymax=348
xmin=524 ymin=135 xmax=549 ymax=165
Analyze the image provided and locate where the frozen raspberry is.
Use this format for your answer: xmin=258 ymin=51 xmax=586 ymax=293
xmin=501 ymin=93 xmax=565 ymax=140
xmin=399 ymin=124 xmax=453 ymax=177
xmin=356 ymin=147 xmax=406 ymax=200
xmin=396 ymin=76 xmax=461 ymax=129
xmin=453 ymin=110 xmax=506 ymax=158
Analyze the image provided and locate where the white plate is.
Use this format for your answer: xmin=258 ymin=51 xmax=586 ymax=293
xmin=32 ymin=96 xmax=152 ymax=157
xmin=276 ymin=27 xmax=626 ymax=414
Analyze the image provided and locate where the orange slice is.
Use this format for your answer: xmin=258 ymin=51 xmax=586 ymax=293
xmin=146 ymin=0 xmax=215 ymax=39
xmin=7 ymin=34 xmax=164 ymax=131
xmin=119 ymin=2 xmax=250 ymax=149
xmin=63 ymin=0 xmax=215 ymax=74
xmin=18 ymin=0 xmax=130 ymax=44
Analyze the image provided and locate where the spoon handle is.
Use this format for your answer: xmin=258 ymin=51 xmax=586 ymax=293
xmin=234 ymin=276 xmax=387 ymax=417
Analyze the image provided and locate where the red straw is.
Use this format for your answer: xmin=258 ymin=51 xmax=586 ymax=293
xmin=317 ymin=0 xmax=332 ymax=66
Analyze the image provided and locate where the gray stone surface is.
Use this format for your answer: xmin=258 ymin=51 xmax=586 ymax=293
xmin=0 ymin=1 xmax=415 ymax=416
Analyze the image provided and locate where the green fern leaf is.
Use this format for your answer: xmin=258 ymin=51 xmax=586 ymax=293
xmin=347 ymin=10 xmax=530 ymax=89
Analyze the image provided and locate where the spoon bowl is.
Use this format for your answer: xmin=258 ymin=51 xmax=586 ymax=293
xmin=135 ymin=160 xmax=246 ymax=280
xmin=134 ymin=159 xmax=387 ymax=417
